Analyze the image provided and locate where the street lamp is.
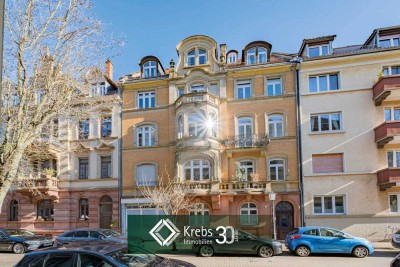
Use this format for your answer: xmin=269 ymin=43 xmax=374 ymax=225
xmin=269 ymin=192 xmax=277 ymax=240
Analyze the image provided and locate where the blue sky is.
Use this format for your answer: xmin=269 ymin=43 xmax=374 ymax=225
xmin=94 ymin=0 xmax=400 ymax=79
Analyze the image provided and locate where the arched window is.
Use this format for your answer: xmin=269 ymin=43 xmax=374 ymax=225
xmin=188 ymin=113 xmax=205 ymax=137
xmin=177 ymin=115 xmax=184 ymax=139
xmin=268 ymin=114 xmax=284 ymax=138
xmin=208 ymin=112 xmax=217 ymax=138
xmin=189 ymin=203 xmax=210 ymax=226
xmin=240 ymin=202 xmax=258 ymax=225
xmin=37 ymin=199 xmax=54 ymax=221
xmin=9 ymin=200 xmax=18 ymax=221
xmin=236 ymin=160 xmax=255 ymax=181
xmin=187 ymin=50 xmax=196 ymax=66
xmin=269 ymin=158 xmax=285 ymax=180
xmin=137 ymin=125 xmax=156 ymax=147
xmin=198 ymin=49 xmax=207 ymax=65
xmin=247 ymin=48 xmax=256 ymax=64
xmin=79 ymin=198 xmax=89 ymax=220
xmin=143 ymin=61 xmax=157 ymax=78
xmin=184 ymin=159 xmax=210 ymax=181
xmin=136 ymin=163 xmax=157 ymax=186
xmin=227 ymin=53 xmax=237 ymax=64
xmin=258 ymin=47 xmax=267 ymax=63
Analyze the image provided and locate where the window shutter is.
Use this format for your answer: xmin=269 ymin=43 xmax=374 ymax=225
xmin=312 ymin=153 xmax=343 ymax=173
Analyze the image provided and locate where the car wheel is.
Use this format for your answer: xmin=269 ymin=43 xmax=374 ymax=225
xmin=199 ymin=245 xmax=214 ymax=257
xmin=258 ymin=245 xmax=274 ymax=258
xmin=295 ymin=245 xmax=310 ymax=257
xmin=352 ymin=246 xmax=368 ymax=258
xmin=13 ymin=243 xmax=25 ymax=254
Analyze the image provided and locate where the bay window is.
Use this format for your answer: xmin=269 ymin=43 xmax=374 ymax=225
xmin=184 ymin=159 xmax=210 ymax=181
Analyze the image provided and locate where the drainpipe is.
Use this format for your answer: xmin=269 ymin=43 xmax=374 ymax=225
xmin=118 ymin=85 xmax=123 ymax=232
xmin=291 ymin=57 xmax=305 ymax=227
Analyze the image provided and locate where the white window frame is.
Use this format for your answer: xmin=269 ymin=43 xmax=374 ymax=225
xmin=309 ymin=74 xmax=339 ymax=92
xmin=266 ymin=78 xmax=282 ymax=96
xmin=386 ymin=150 xmax=400 ymax=168
xmin=236 ymin=160 xmax=255 ymax=181
xmin=183 ymin=159 xmax=210 ymax=181
xmin=385 ymin=107 xmax=400 ymax=121
xmin=177 ymin=88 xmax=184 ymax=98
xmin=208 ymin=112 xmax=217 ymax=138
xmin=136 ymin=163 xmax=157 ymax=187
xmin=136 ymin=125 xmax=156 ymax=147
xmin=187 ymin=50 xmax=196 ymax=66
xmin=237 ymin=81 xmax=252 ymax=99
xmin=269 ymin=158 xmax=285 ymax=181
xmin=227 ymin=53 xmax=237 ymax=64
xmin=143 ymin=61 xmax=157 ymax=78
xmin=258 ymin=47 xmax=267 ymax=63
xmin=310 ymin=112 xmax=342 ymax=132
xmin=189 ymin=84 xmax=205 ymax=93
xmin=240 ymin=202 xmax=258 ymax=226
xmin=189 ymin=203 xmax=210 ymax=226
xmin=313 ymin=195 xmax=345 ymax=215
xmin=177 ymin=115 xmax=184 ymax=139
xmin=187 ymin=48 xmax=208 ymax=66
xmin=383 ymin=66 xmax=400 ymax=76
xmin=268 ymin=114 xmax=284 ymax=138
xmin=198 ymin=49 xmax=207 ymax=65
xmin=188 ymin=113 xmax=204 ymax=137
xmin=79 ymin=119 xmax=90 ymax=139
xmin=308 ymin=45 xmax=330 ymax=57
xmin=137 ymin=91 xmax=155 ymax=109
xmin=246 ymin=48 xmax=256 ymax=65
xmin=379 ymin=37 xmax=400 ymax=48
xmin=389 ymin=194 xmax=400 ymax=213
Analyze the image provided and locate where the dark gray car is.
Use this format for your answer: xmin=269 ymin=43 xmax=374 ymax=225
xmin=55 ymin=229 xmax=129 ymax=245
xmin=0 ymin=229 xmax=53 ymax=254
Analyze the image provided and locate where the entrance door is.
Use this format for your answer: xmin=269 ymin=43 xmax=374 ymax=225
xmin=276 ymin=201 xmax=294 ymax=240
xmin=99 ymin=196 xmax=113 ymax=229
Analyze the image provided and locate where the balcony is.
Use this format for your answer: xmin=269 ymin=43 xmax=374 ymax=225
xmin=373 ymin=75 xmax=400 ymax=106
xmin=174 ymin=181 xmax=220 ymax=195
xmin=15 ymin=176 xmax=59 ymax=199
xmin=376 ymin=168 xmax=400 ymax=190
xmin=219 ymin=181 xmax=270 ymax=194
xmin=175 ymin=92 xmax=220 ymax=108
xmin=222 ymin=134 xmax=270 ymax=149
xmin=374 ymin=121 xmax=400 ymax=148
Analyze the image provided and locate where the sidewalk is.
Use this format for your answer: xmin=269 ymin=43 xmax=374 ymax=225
xmin=372 ymin=241 xmax=398 ymax=250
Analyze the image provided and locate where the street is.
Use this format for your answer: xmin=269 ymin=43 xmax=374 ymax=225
xmin=1 ymin=249 xmax=398 ymax=267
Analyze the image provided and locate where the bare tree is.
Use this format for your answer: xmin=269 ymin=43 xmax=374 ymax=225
xmin=0 ymin=0 xmax=122 ymax=210
xmin=139 ymin=171 xmax=197 ymax=250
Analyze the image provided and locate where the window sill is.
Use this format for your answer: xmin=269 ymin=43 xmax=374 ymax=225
xmin=309 ymin=130 xmax=345 ymax=135
xmin=183 ymin=64 xmax=210 ymax=69
xmin=311 ymin=213 xmax=346 ymax=216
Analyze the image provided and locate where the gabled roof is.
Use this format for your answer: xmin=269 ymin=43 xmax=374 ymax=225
xmin=363 ymin=25 xmax=400 ymax=46
xmin=298 ymin=35 xmax=336 ymax=55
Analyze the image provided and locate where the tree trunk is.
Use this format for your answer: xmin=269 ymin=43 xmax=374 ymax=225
xmin=0 ymin=150 xmax=25 ymax=214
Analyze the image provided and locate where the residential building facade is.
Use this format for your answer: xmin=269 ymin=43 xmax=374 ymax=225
xmin=121 ymin=35 xmax=301 ymax=239
xmin=298 ymin=26 xmax=400 ymax=239
xmin=0 ymin=60 xmax=121 ymax=235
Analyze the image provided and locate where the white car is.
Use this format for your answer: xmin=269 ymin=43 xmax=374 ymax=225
xmin=392 ymin=230 xmax=400 ymax=249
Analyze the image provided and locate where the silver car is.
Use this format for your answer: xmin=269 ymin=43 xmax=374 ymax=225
xmin=392 ymin=230 xmax=400 ymax=249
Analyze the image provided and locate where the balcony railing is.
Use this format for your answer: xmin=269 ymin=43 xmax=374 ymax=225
xmin=376 ymin=168 xmax=400 ymax=190
xmin=175 ymin=92 xmax=220 ymax=108
xmin=374 ymin=121 xmax=400 ymax=148
xmin=220 ymin=181 xmax=269 ymax=193
xmin=16 ymin=176 xmax=59 ymax=191
xmin=221 ymin=134 xmax=270 ymax=148
xmin=372 ymin=75 xmax=400 ymax=106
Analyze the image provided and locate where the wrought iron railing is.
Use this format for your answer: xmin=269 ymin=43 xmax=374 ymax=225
xmin=221 ymin=134 xmax=269 ymax=148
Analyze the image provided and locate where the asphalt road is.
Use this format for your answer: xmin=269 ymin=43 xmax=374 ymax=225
xmin=1 ymin=249 xmax=398 ymax=267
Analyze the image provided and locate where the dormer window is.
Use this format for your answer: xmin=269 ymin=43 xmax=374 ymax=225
xmin=199 ymin=49 xmax=207 ymax=65
xmin=379 ymin=37 xmax=400 ymax=48
xmin=143 ymin=61 xmax=157 ymax=78
xmin=246 ymin=46 xmax=268 ymax=65
xmin=187 ymin=48 xmax=208 ymax=66
xmin=308 ymin=45 xmax=330 ymax=57
xmin=227 ymin=53 xmax=237 ymax=64
xmin=258 ymin=47 xmax=267 ymax=63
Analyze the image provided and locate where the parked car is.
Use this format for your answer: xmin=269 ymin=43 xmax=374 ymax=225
xmin=15 ymin=241 xmax=195 ymax=267
xmin=392 ymin=229 xmax=400 ymax=249
xmin=55 ymin=229 xmax=130 ymax=245
xmin=0 ymin=228 xmax=53 ymax=254
xmin=391 ymin=253 xmax=400 ymax=267
xmin=192 ymin=229 xmax=282 ymax=257
xmin=285 ymin=226 xmax=374 ymax=258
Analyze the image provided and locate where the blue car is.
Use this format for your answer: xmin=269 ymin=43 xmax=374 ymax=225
xmin=285 ymin=226 xmax=374 ymax=258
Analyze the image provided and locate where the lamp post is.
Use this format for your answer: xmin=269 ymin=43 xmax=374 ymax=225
xmin=269 ymin=192 xmax=277 ymax=240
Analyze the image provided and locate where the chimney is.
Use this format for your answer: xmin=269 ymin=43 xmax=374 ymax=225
xmin=105 ymin=59 xmax=113 ymax=80
xmin=219 ymin=44 xmax=226 ymax=64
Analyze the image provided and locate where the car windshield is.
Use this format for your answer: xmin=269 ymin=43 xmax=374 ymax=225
xmin=5 ymin=229 xmax=36 ymax=237
xmin=106 ymin=247 xmax=160 ymax=266
xmin=101 ymin=230 xmax=121 ymax=237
